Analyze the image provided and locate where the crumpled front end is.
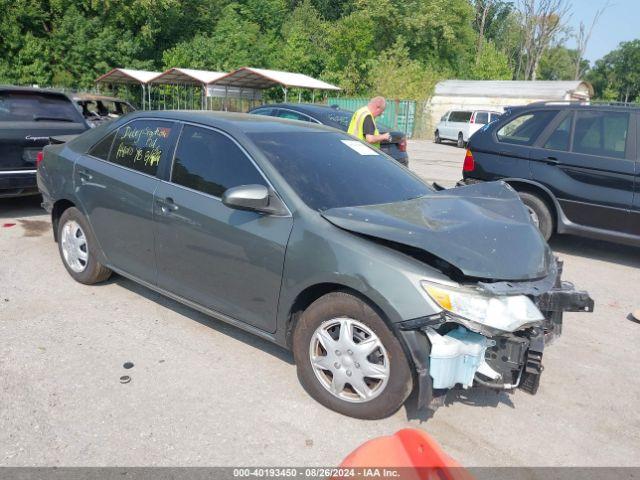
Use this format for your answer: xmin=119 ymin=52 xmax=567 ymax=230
xmin=396 ymin=258 xmax=594 ymax=410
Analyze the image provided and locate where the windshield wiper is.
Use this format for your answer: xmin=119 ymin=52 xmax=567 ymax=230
xmin=33 ymin=115 xmax=75 ymax=122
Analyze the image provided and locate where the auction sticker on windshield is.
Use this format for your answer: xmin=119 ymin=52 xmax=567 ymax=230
xmin=340 ymin=139 xmax=379 ymax=155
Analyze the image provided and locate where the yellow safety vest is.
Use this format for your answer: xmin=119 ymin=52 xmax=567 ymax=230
xmin=347 ymin=106 xmax=380 ymax=148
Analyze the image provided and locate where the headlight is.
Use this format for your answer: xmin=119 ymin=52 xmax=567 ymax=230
xmin=421 ymin=281 xmax=544 ymax=334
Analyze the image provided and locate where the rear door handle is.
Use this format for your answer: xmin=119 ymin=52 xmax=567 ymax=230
xmin=542 ymin=156 xmax=559 ymax=165
xmin=77 ymin=169 xmax=92 ymax=183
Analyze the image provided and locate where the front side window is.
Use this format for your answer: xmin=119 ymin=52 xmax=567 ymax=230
xmin=497 ymin=110 xmax=558 ymax=146
xmin=249 ymin=131 xmax=431 ymax=211
xmin=573 ymin=111 xmax=628 ymax=158
xmin=107 ymin=120 xmax=174 ymax=176
xmin=544 ymin=115 xmax=572 ymax=151
xmin=171 ymin=125 xmax=266 ymax=197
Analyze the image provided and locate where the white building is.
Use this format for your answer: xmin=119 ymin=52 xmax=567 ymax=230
xmin=423 ymin=80 xmax=594 ymax=138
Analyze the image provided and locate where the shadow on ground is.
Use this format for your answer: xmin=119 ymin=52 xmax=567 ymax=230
xmin=0 ymin=195 xmax=45 ymax=219
xmin=107 ymin=273 xmax=294 ymax=366
xmin=550 ymin=234 xmax=640 ymax=269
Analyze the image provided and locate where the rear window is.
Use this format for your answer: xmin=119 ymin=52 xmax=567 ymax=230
xmin=0 ymin=91 xmax=83 ymax=123
xmin=249 ymin=131 xmax=430 ymax=210
xmin=497 ymin=110 xmax=558 ymax=145
xmin=448 ymin=111 xmax=473 ymax=123
xmin=314 ymin=109 xmax=352 ymax=130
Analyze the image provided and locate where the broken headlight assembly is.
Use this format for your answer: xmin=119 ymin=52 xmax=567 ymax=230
xmin=421 ymin=280 xmax=545 ymax=335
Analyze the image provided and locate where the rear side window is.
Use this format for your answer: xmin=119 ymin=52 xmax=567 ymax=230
xmin=497 ymin=110 xmax=558 ymax=145
xmin=89 ymin=131 xmax=117 ymax=160
xmin=251 ymin=108 xmax=274 ymax=116
xmin=474 ymin=112 xmax=489 ymax=124
xmin=171 ymin=125 xmax=266 ymax=197
xmin=448 ymin=111 xmax=473 ymax=123
xmin=107 ymin=120 xmax=174 ymax=176
xmin=0 ymin=91 xmax=83 ymax=123
xmin=573 ymin=111 xmax=629 ymax=158
xmin=277 ymin=110 xmax=312 ymax=122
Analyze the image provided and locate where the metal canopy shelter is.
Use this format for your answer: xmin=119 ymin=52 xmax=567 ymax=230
xmin=212 ymin=67 xmax=340 ymax=102
xmin=151 ymin=68 xmax=227 ymax=86
xmin=94 ymin=68 xmax=162 ymax=110
xmin=150 ymin=68 xmax=227 ymax=109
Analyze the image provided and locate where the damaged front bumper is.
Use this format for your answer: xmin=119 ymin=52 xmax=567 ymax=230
xmin=396 ymin=259 xmax=594 ymax=410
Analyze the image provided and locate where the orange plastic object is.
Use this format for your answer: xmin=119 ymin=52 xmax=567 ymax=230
xmin=337 ymin=428 xmax=473 ymax=480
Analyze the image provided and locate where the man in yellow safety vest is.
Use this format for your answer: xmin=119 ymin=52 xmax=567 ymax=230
xmin=347 ymin=96 xmax=391 ymax=148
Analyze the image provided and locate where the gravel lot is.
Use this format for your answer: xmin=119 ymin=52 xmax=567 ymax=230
xmin=1 ymin=140 xmax=639 ymax=467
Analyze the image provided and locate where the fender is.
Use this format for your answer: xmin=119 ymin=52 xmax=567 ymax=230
xmin=500 ymin=177 xmax=572 ymax=234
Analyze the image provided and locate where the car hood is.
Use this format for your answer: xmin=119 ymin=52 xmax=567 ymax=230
xmin=321 ymin=181 xmax=553 ymax=281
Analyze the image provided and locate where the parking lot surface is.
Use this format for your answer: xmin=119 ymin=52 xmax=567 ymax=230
xmin=1 ymin=140 xmax=639 ymax=467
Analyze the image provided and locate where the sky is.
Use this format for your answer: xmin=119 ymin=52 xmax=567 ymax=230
xmin=566 ymin=0 xmax=640 ymax=63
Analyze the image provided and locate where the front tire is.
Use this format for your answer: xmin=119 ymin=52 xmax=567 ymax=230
xmin=292 ymin=292 xmax=412 ymax=419
xmin=517 ymin=191 xmax=554 ymax=241
xmin=57 ymin=207 xmax=112 ymax=284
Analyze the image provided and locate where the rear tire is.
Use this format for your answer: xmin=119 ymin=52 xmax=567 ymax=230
xmin=434 ymin=130 xmax=441 ymax=144
xmin=292 ymin=292 xmax=412 ymax=420
xmin=57 ymin=207 xmax=112 ymax=284
xmin=517 ymin=191 xmax=554 ymax=241
xmin=457 ymin=132 xmax=465 ymax=148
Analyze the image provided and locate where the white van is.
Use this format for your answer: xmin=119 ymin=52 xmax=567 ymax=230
xmin=435 ymin=110 xmax=502 ymax=147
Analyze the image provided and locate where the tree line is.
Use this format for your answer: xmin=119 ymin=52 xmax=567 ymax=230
xmin=0 ymin=0 xmax=636 ymax=102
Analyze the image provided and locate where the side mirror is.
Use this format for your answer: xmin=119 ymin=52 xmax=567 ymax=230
xmin=222 ymin=184 xmax=287 ymax=215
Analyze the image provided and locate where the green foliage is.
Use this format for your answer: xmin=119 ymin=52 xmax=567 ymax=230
xmin=369 ymin=39 xmax=450 ymax=100
xmin=538 ymin=46 xmax=588 ymax=81
xmin=0 ymin=0 xmax=631 ymax=100
xmin=587 ymin=40 xmax=640 ymax=102
xmin=472 ymin=41 xmax=512 ymax=80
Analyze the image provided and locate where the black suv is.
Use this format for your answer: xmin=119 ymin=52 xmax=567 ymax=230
xmin=1 ymin=86 xmax=89 ymax=198
xmin=462 ymin=102 xmax=639 ymax=246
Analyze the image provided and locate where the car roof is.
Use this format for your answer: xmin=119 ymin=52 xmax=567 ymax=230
xmin=0 ymin=85 xmax=72 ymax=98
xmin=506 ymin=101 xmax=640 ymax=113
xmin=253 ymin=103 xmax=351 ymax=116
xmin=126 ymin=110 xmax=340 ymax=135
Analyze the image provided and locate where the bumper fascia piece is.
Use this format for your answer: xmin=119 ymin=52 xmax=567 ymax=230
xmin=397 ymin=258 xmax=594 ymax=410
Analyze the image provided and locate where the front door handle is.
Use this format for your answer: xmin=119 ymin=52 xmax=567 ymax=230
xmin=543 ymin=156 xmax=559 ymax=165
xmin=156 ymin=197 xmax=179 ymax=214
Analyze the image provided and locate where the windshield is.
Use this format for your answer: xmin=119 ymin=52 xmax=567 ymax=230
xmin=249 ymin=131 xmax=430 ymax=210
